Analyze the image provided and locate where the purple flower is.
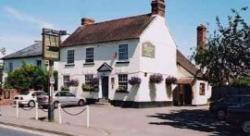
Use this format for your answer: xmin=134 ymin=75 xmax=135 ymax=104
xmin=149 ymin=74 xmax=163 ymax=84
xmin=128 ymin=77 xmax=141 ymax=85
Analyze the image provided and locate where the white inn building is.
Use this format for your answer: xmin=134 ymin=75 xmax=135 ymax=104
xmin=57 ymin=0 xmax=212 ymax=108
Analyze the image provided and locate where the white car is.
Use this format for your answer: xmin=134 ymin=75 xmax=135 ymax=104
xmin=13 ymin=91 xmax=47 ymax=107
xmin=37 ymin=91 xmax=86 ymax=108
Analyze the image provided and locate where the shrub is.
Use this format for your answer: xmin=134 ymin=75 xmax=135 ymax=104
xmin=128 ymin=77 xmax=141 ymax=85
xmin=68 ymin=79 xmax=79 ymax=87
xmin=82 ymin=77 xmax=99 ymax=92
xmin=116 ymin=86 xmax=127 ymax=92
xmin=165 ymin=76 xmax=177 ymax=85
xmin=61 ymin=86 xmax=69 ymax=91
xmin=82 ymin=84 xmax=97 ymax=92
xmin=149 ymin=74 xmax=163 ymax=84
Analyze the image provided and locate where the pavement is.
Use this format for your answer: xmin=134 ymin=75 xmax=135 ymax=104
xmin=0 ymin=104 xmax=242 ymax=136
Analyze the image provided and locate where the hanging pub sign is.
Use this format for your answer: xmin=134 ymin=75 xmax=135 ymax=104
xmin=142 ymin=41 xmax=155 ymax=58
xmin=42 ymin=28 xmax=65 ymax=60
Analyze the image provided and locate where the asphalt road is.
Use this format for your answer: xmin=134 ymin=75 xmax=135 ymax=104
xmin=0 ymin=126 xmax=41 ymax=136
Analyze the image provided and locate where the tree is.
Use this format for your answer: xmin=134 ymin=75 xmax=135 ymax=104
xmin=193 ymin=8 xmax=250 ymax=86
xmin=4 ymin=63 xmax=48 ymax=91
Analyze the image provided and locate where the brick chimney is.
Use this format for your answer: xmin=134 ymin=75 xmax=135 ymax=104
xmin=151 ymin=0 xmax=165 ymax=17
xmin=81 ymin=18 xmax=95 ymax=26
xmin=197 ymin=24 xmax=207 ymax=49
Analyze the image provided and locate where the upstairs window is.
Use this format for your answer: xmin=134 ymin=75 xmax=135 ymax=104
xmin=118 ymin=74 xmax=128 ymax=90
xmin=85 ymin=48 xmax=94 ymax=63
xmin=119 ymin=44 xmax=128 ymax=60
xmin=67 ymin=50 xmax=74 ymax=64
xmin=9 ymin=63 xmax=13 ymax=72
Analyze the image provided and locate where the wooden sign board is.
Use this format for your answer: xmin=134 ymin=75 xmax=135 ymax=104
xmin=42 ymin=28 xmax=60 ymax=60
xmin=142 ymin=42 xmax=155 ymax=58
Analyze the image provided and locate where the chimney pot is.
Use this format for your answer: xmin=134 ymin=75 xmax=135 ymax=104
xmin=151 ymin=0 xmax=165 ymax=17
xmin=81 ymin=18 xmax=95 ymax=26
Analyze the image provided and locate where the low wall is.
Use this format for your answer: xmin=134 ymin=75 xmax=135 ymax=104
xmin=0 ymin=89 xmax=19 ymax=105
xmin=211 ymin=86 xmax=250 ymax=101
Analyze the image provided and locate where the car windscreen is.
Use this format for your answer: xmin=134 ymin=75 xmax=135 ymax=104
xmin=20 ymin=91 xmax=29 ymax=95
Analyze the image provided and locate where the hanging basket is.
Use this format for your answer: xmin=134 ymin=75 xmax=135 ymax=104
xmin=149 ymin=74 xmax=163 ymax=84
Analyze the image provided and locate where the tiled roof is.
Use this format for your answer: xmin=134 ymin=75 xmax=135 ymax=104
xmin=62 ymin=14 xmax=155 ymax=47
xmin=2 ymin=41 xmax=42 ymax=60
xmin=177 ymin=50 xmax=203 ymax=78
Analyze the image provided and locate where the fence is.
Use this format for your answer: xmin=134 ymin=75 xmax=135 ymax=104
xmin=15 ymin=101 xmax=90 ymax=128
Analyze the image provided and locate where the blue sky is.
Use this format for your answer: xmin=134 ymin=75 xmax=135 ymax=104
xmin=0 ymin=0 xmax=249 ymax=57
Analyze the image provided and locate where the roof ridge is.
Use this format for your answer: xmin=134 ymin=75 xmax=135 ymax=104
xmin=85 ymin=13 xmax=152 ymax=27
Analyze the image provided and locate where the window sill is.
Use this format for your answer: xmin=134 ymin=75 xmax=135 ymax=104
xmin=116 ymin=61 xmax=130 ymax=64
xmin=84 ymin=62 xmax=95 ymax=66
xmin=65 ymin=63 xmax=75 ymax=67
xmin=116 ymin=90 xmax=129 ymax=93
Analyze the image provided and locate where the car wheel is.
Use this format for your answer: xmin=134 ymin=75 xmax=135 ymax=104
xmin=28 ymin=100 xmax=35 ymax=107
xmin=78 ymin=100 xmax=85 ymax=106
xmin=217 ymin=110 xmax=226 ymax=120
xmin=242 ymin=121 xmax=250 ymax=133
xmin=54 ymin=101 xmax=59 ymax=108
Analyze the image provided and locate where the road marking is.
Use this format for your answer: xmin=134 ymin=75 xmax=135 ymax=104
xmin=0 ymin=124 xmax=62 ymax=136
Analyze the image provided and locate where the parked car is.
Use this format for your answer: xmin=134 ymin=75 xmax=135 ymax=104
xmin=13 ymin=91 xmax=47 ymax=107
xmin=37 ymin=91 xmax=86 ymax=108
xmin=227 ymin=103 xmax=250 ymax=134
xmin=209 ymin=95 xmax=250 ymax=120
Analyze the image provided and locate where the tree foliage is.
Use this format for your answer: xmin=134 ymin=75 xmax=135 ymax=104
xmin=194 ymin=8 xmax=250 ymax=86
xmin=5 ymin=63 xmax=48 ymax=91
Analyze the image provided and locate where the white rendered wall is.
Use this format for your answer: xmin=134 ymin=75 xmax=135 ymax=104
xmin=58 ymin=39 xmax=141 ymax=99
xmin=192 ymin=80 xmax=212 ymax=105
xmin=136 ymin=15 xmax=177 ymax=102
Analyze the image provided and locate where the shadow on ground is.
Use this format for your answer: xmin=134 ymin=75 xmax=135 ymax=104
xmin=148 ymin=109 xmax=246 ymax=136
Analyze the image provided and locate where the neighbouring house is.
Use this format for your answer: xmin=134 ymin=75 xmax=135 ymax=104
xmin=1 ymin=41 xmax=59 ymax=90
xmin=57 ymin=0 xmax=211 ymax=107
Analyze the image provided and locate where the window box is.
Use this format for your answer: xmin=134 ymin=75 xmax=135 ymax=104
xmin=116 ymin=87 xmax=129 ymax=93
xmin=65 ymin=63 xmax=75 ymax=67
xmin=83 ymin=62 xmax=95 ymax=66
xmin=116 ymin=61 xmax=130 ymax=64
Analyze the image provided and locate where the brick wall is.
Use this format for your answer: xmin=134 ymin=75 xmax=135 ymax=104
xmin=0 ymin=89 xmax=19 ymax=105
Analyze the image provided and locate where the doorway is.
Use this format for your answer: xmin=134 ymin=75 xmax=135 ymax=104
xmin=173 ymin=84 xmax=193 ymax=106
xmin=101 ymin=76 xmax=109 ymax=99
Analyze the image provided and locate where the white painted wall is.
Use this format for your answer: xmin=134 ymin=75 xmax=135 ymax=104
xmin=136 ymin=16 xmax=177 ymax=102
xmin=192 ymin=80 xmax=212 ymax=105
xmin=58 ymin=39 xmax=141 ymax=99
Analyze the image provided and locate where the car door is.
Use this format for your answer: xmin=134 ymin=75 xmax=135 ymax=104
xmin=55 ymin=92 xmax=65 ymax=105
xmin=65 ymin=92 xmax=78 ymax=105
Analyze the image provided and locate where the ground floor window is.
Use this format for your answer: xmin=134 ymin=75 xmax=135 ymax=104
xmin=199 ymin=83 xmax=206 ymax=96
xmin=118 ymin=74 xmax=128 ymax=90
xmin=63 ymin=75 xmax=70 ymax=87
xmin=85 ymin=74 xmax=94 ymax=85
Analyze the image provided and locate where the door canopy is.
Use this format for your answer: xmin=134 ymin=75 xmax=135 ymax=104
xmin=97 ymin=63 xmax=113 ymax=72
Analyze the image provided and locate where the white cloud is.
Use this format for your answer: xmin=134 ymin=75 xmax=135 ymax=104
xmin=3 ymin=6 xmax=55 ymax=28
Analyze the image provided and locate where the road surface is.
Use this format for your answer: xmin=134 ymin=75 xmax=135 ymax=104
xmin=0 ymin=124 xmax=60 ymax=136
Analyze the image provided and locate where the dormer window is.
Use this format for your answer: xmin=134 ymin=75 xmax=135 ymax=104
xmin=118 ymin=44 xmax=128 ymax=60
